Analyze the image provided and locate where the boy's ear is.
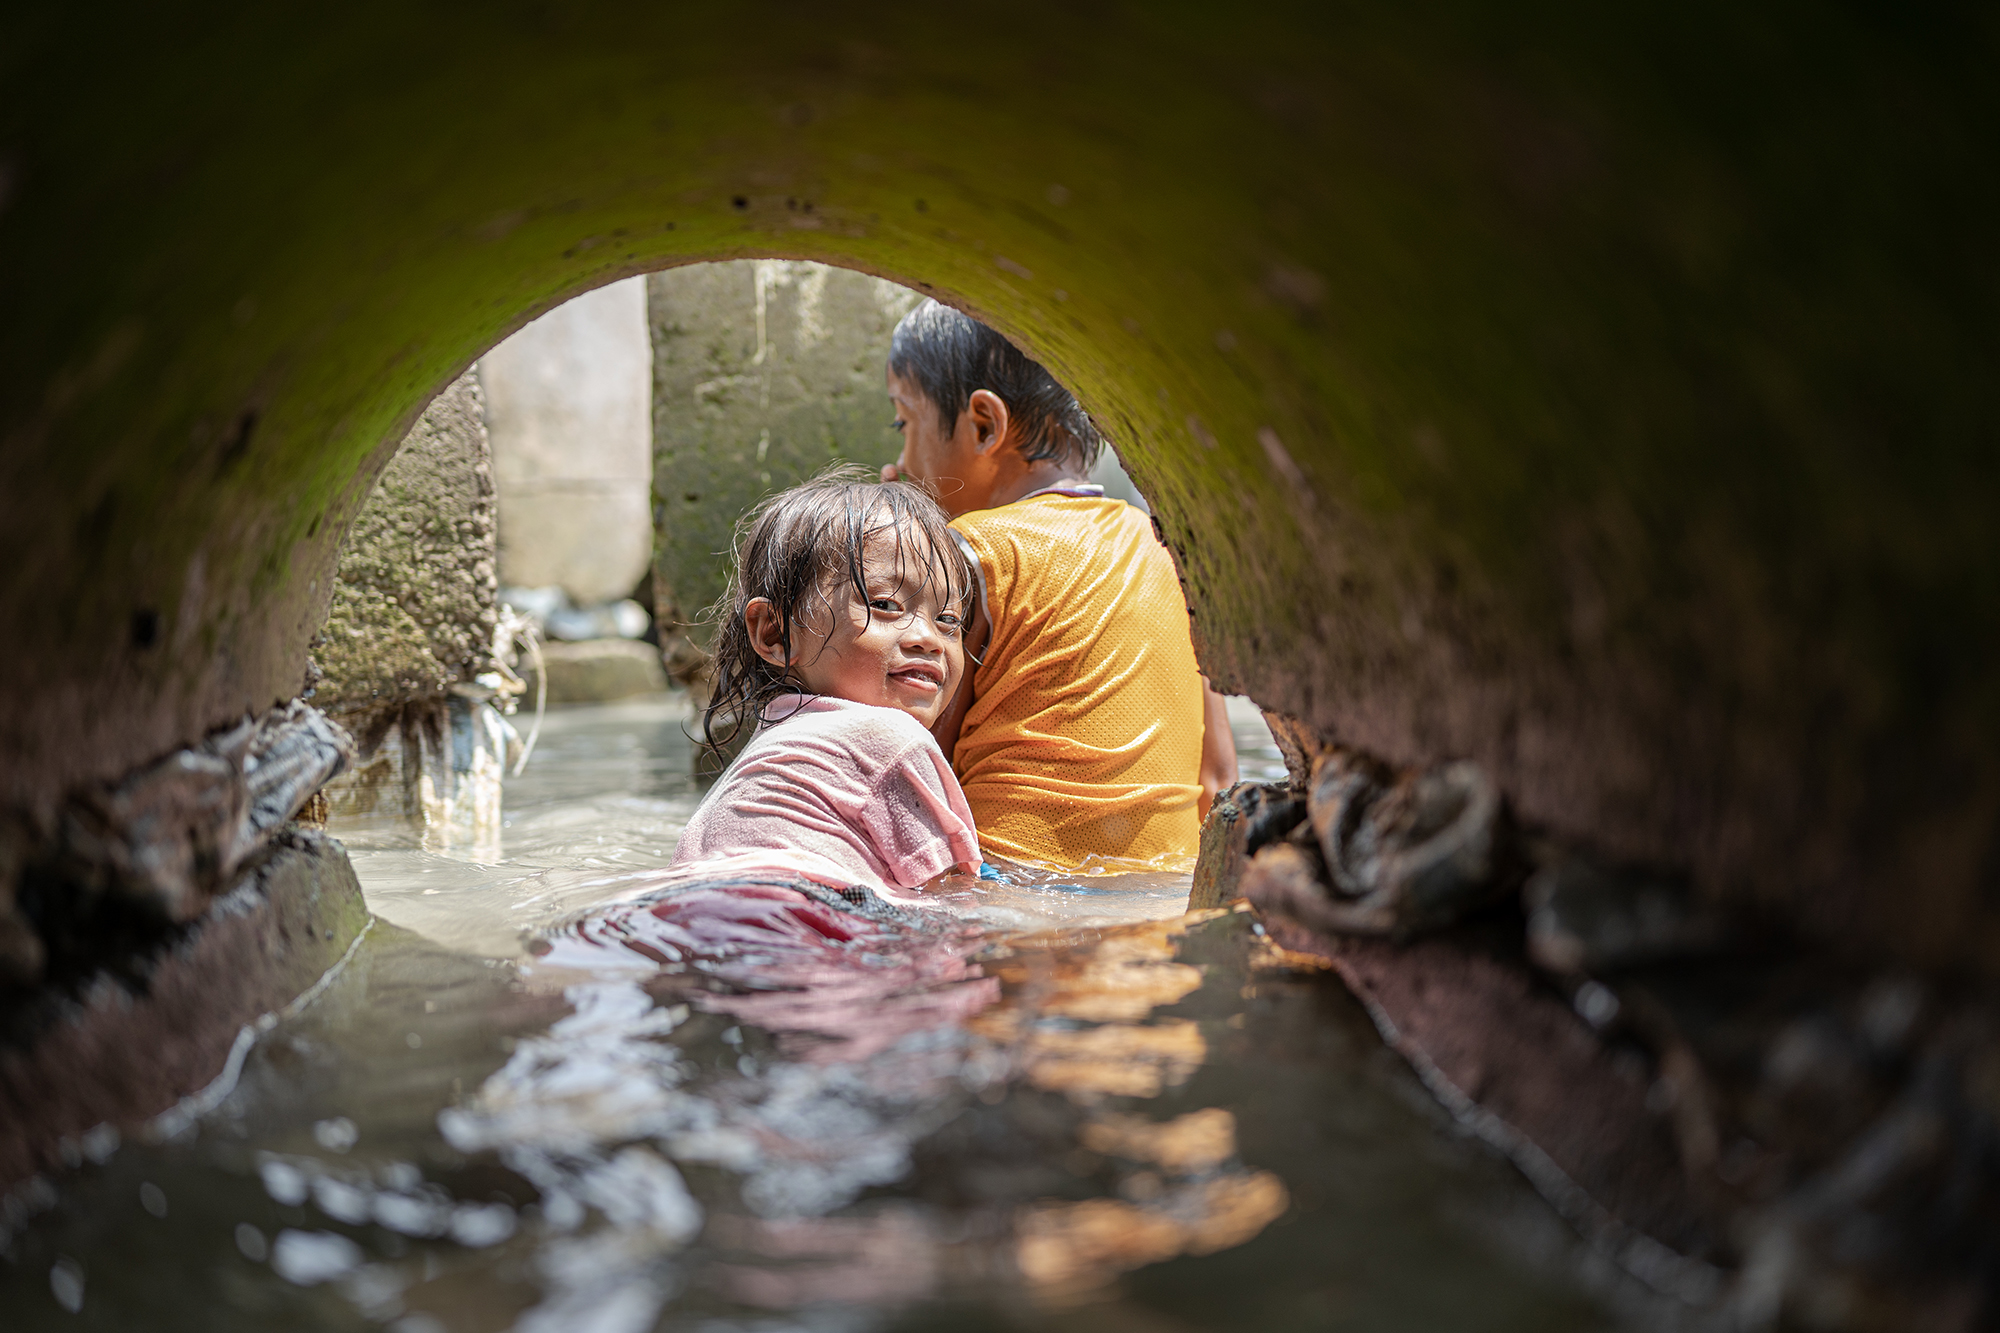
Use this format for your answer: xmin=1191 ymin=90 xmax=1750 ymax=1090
xmin=743 ymin=598 xmax=790 ymax=667
xmin=965 ymin=389 xmax=1011 ymax=456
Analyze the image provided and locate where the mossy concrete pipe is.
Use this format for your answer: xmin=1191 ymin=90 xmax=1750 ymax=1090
xmin=1 ymin=3 xmax=1995 ymax=974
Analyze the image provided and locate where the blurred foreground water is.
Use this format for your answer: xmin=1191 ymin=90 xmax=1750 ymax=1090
xmin=1 ymin=697 xmax=1684 ymax=1331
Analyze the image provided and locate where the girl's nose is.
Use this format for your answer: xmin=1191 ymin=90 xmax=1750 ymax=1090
xmin=901 ymin=616 xmax=943 ymax=652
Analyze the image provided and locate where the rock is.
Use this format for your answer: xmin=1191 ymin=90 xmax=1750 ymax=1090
xmin=1189 ymin=781 xmax=1309 ymax=910
xmin=53 ymin=702 xmax=354 ymax=927
xmin=0 ymin=828 xmax=369 ymax=1190
xmin=498 ymin=584 xmax=566 ymax=624
xmin=1238 ymin=843 xmax=1340 ymax=931
xmin=482 ymin=276 xmax=654 ymax=606
xmin=528 ymin=639 xmax=668 ymax=704
xmin=544 ymin=598 xmax=650 ymax=643
xmin=221 ymin=704 xmax=363 ymax=866
xmin=1191 ymin=746 xmax=1507 ymax=937
xmin=498 ymin=586 xmax=651 ymax=642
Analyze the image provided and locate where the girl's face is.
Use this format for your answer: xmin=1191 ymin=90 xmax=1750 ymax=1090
xmin=744 ymin=530 xmax=965 ymax=727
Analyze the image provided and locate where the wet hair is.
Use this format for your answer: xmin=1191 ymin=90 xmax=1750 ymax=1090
xmin=703 ymin=467 xmax=975 ymax=749
xmin=888 ymin=299 xmax=1104 ymax=471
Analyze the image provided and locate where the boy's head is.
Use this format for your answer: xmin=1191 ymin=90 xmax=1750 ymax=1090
xmin=885 ymin=301 xmax=1102 ymax=513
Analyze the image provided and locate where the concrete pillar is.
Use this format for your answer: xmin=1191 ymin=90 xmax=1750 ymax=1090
xmin=649 ymin=261 xmax=920 ymax=677
xmin=310 ymin=371 xmax=515 ymax=853
xmin=481 ymin=276 xmax=655 ymax=607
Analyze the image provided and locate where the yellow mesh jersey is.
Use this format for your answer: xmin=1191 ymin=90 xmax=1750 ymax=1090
xmin=950 ymin=493 xmax=1206 ymax=867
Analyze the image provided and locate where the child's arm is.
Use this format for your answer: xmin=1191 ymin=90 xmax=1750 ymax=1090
xmin=921 ymin=862 xmax=983 ymax=893
xmin=1198 ymin=683 xmax=1239 ymax=820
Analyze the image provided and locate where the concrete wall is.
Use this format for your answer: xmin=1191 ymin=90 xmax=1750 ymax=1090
xmin=482 ymin=275 xmax=654 ymax=606
xmin=649 ymin=261 xmax=920 ymax=659
xmin=2 ymin=2 xmax=1999 ymax=980
xmin=310 ymin=370 xmax=497 ymax=713
xmin=307 ymin=370 xmax=513 ymax=852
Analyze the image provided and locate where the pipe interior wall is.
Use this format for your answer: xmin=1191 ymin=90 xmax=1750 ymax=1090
xmin=1 ymin=1 xmax=1996 ymax=972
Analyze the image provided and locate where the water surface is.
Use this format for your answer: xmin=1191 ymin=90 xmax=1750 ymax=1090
xmin=1 ymin=695 xmax=1679 ymax=1331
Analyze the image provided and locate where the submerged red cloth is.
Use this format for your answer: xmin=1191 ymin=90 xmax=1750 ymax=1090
xmin=667 ymin=695 xmax=981 ymax=900
xmin=539 ymin=879 xmax=1000 ymax=1062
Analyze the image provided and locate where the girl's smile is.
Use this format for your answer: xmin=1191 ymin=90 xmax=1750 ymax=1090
xmin=743 ymin=530 xmax=967 ymax=728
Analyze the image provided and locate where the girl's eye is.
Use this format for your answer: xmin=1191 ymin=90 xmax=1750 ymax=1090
xmin=868 ymin=597 xmax=902 ymax=614
xmin=890 ymin=418 xmax=905 ymax=433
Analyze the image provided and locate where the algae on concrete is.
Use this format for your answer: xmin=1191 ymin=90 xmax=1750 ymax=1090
xmin=649 ymin=261 xmax=920 ymax=670
xmin=310 ymin=371 xmax=497 ymax=713
xmin=309 ymin=370 xmax=513 ymax=854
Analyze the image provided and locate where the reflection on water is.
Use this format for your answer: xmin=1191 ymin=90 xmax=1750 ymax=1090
xmin=1 ymin=695 xmax=1675 ymax=1331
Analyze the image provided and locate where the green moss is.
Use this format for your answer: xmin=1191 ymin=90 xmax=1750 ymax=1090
xmin=310 ymin=372 xmax=497 ymax=714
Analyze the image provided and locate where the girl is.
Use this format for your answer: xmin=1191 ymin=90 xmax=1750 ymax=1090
xmin=664 ymin=471 xmax=983 ymax=901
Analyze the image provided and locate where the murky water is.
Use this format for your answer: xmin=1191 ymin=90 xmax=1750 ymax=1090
xmin=2 ymin=697 xmax=1678 ymax=1331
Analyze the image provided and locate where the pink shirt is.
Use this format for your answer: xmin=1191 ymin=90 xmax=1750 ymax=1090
xmin=667 ymin=695 xmax=981 ymax=900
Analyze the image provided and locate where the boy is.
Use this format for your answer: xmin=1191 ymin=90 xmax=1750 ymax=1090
xmin=881 ymin=300 xmax=1236 ymax=867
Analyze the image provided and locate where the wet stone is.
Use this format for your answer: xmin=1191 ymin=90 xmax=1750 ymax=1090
xmin=1305 ymin=751 xmax=1509 ymax=937
xmin=1226 ymin=746 xmax=1510 ymax=940
xmin=525 ymin=640 xmax=667 ymax=706
xmin=1188 ymin=780 xmax=1307 ymax=911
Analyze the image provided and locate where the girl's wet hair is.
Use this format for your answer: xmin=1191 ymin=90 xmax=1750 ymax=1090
xmin=889 ymin=299 xmax=1104 ymax=471
xmin=703 ymin=467 xmax=975 ymax=750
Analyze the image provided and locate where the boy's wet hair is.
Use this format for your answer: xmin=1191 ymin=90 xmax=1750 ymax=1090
xmin=703 ymin=467 xmax=975 ymax=751
xmin=889 ymin=299 xmax=1104 ymax=472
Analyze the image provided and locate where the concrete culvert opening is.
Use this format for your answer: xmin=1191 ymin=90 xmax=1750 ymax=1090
xmin=308 ymin=258 xmax=1282 ymax=908
xmin=308 ymin=262 xmax=1181 ymax=849
xmin=3 ymin=5 xmax=1999 ymax=1328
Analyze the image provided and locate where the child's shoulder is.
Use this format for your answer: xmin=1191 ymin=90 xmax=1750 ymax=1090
xmin=787 ymin=696 xmax=940 ymax=754
xmin=952 ymin=492 xmax=1135 ymax=539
